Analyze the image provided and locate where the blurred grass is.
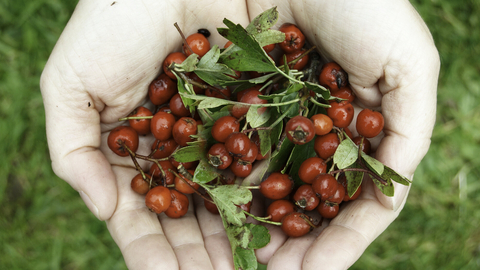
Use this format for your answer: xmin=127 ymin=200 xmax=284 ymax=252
xmin=0 ymin=0 xmax=479 ymax=269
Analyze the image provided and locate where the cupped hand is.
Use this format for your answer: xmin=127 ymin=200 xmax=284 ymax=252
xmin=40 ymin=0 xmax=251 ymax=269
xmin=248 ymin=0 xmax=440 ymax=269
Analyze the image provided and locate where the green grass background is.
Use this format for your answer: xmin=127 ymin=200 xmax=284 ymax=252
xmin=1 ymin=0 xmax=479 ymax=269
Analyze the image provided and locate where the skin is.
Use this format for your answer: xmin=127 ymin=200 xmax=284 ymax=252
xmin=40 ymin=0 xmax=439 ymax=270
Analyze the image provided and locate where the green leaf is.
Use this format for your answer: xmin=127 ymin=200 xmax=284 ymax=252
xmin=171 ymin=144 xmax=203 ymax=163
xmin=174 ymin=74 xmax=196 ymax=115
xmin=245 ymin=7 xmax=279 ymax=34
xmin=209 ymin=185 xmax=252 ymax=226
xmin=253 ymin=30 xmax=285 ymax=48
xmin=381 ymin=165 xmax=412 ymax=186
xmin=268 ymin=137 xmax=294 ymax=173
xmin=195 ymin=45 xmax=237 ymax=86
xmin=233 ymin=246 xmax=257 ymax=270
xmin=361 ymin=153 xmax=385 ymax=175
xmin=305 ymin=81 xmax=330 ymax=99
xmin=246 ymin=223 xmax=270 ymax=249
xmin=333 ymin=138 xmax=359 ymax=169
xmin=174 ymin=53 xmax=198 ymax=72
xmin=193 ymin=159 xmax=221 ymax=184
xmin=197 ymin=97 xmax=234 ymax=109
xmin=345 ymin=164 xmax=364 ymax=198
xmin=287 ymin=139 xmax=317 ymax=184
xmin=229 ymin=225 xmax=252 ymax=249
xmin=258 ymin=129 xmax=272 ymax=157
xmin=372 ymin=174 xmax=394 ymax=197
xmin=280 ymin=92 xmax=300 ymax=118
xmin=218 ymin=19 xmax=277 ymax=73
xmin=247 ymin=105 xmax=270 ymax=128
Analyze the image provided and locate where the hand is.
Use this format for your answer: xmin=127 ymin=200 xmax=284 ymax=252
xmin=247 ymin=0 xmax=440 ymax=269
xmin=40 ymin=0 xmax=252 ymax=269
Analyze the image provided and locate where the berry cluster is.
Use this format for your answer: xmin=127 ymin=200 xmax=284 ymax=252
xmin=106 ymin=8 xmax=407 ymax=269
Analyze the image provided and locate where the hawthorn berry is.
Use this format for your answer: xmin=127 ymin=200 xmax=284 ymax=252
xmin=314 ymin=133 xmax=340 ymax=160
xmin=317 ymin=201 xmax=339 ymax=219
xmin=165 ymin=189 xmax=189 ymax=218
xmin=172 ymin=117 xmax=197 ymax=147
xmin=318 ymin=62 xmax=348 ymax=91
xmin=107 ymin=126 xmax=139 ymax=157
xmin=225 ymin=132 xmax=251 ymax=158
xmin=298 ymin=157 xmax=327 ymax=184
xmin=131 ymin=173 xmax=151 ymax=195
xmin=169 ymin=93 xmax=191 ymax=117
xmin=356 ymin=108 xmax=385 ymax=138
xmin=148 ymin=73 xmax=177 ymax=105
xmin=281 ymin=212 xmax=312 ymax=237
xmin=285 ymin=115 xmax=315 ymax=145
xmin=128 ymin=106 xmax=152 ymax=135
xmin=183 ymin=33 xmax=210 ymax=57
xmin=310 ymin=113 xmax=334 ymax=136
xmin=163 ymin=52 xmax=187 ymax=80
xmin=293 ymin=184 xmax=320 ymax=211
xmin=208 ymin=143 xmax=233 ymax=170
xmin=151 ymin=111 xmax=176 ymax=141
xmin=211 ymin=115 xmax=240 ymax=143
xmin=145 ymin=186 xmax=171 ymax=214
xmin=266 ymin=199 xmax=295 ymax=222
xmin=278 ymin=23 xmax=305 ymax=53
xmin=326 ymin=101 xmax=354 ymax=128
xmin=260 ymin=172 xmax=293 ymax=200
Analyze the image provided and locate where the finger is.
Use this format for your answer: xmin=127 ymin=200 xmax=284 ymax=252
xmin=301 ymin=180 xmax=405 ymax=270
xmin=158 ymin=195 xmax=214 ymax=270
xmin=106 ymin=166 xmax=178 ymax=270
xmin=194 ymin=195 xmax=234 ymax=270
xmin=266 ymin=219 xmax=329 ymax=270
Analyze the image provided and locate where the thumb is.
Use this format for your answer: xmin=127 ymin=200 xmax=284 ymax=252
xmin=41 ymin=60 xmax=117 ymax=220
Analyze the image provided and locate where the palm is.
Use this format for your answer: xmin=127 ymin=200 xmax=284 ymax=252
xmin=41 ymin=0 xmax=439 ymax=269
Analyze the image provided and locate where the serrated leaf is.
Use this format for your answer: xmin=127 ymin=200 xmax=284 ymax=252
xmin=345 ymin=164 xmax=364 ymax=198
xmin=193 ymin=159 xmax=221 ymax=184
xmin=174 ymin=53 xmax=199 ymax=72
xmin=361 ymin=153 xmax=385 ymax=175
xmin=195 ymin=46 xmax=237 ymax=86
xmin=381 ymin=165 xmax=411 ymax=186
xmin=245 ymin=7 xmax=279 ymax=34
xmin=229 ymin=225 xmax=252 ymax=249
xmin=171 ymin=144 xmax=203 ymax=163
xmin=209 ymin=185 xmax=252 ymax=226
xmin=247 ymin=105 xmax=270 ymax=128
xmin=246 ymin=223 xmax=270 ymax=249
xmin=334 ymin=138 xmax=359 ymax=169
xmin=233 ymin=246 xmax=257 ymax=270
xmin=218 ymin=19 xmax=277 ymax=73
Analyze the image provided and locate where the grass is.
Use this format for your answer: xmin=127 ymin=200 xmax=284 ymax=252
xmin=1 ymin=0 xmax=479 ymax=269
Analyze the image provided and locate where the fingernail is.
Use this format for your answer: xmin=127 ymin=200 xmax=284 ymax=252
xmin=79 ymin=191 xmax=100 ymax=218
xmin=392 ymin=181 xmax=412 ymax=212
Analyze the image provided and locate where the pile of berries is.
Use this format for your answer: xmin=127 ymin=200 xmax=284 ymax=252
xmin=107 ymin=22 xmax=386 ymax=237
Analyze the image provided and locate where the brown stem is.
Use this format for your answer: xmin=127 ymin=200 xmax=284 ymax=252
xmin=242 ymin=126 xmax=272 ymax=134
xmin=174 ymin=22 xmax=194 ymax=55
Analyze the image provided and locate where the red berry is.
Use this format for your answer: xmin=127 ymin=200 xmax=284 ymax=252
xmin=356 ymin=109 xmax=385 ymax=138
xmin=183 ymin=33 xmax=210 ymax=58
xmin=266 ymin=199 xmax=295 ymax=222
xmin=151 ymin=139 xmax=178 ymax=159
xmin=128 ymin=106 xmax=152 ymax=135
xmin=314 ymin=133 xmax=340 ymax=160
xmin=148 ymin=74 xmax=177 ymax=105
xmin=317 ymin=201 xmax=339 ymax=219
xmin=260 ymin=172 xmax=293 ymax=200
xmin=279 ymin=48 xmax=309 ymax=70
xmin=107 ymin=126 xmax=139 ymax=157
xmin=174 ymin=170 xmax=199 ymax=195
xmin=298 ymin=157 xmax=327 ymax=184
xmin=229 ymin=159 xmax=252 ymax=178
xmin=169 ymin=93 xmax=190 ymax=117
xmin=172 ymin=117 xmax=197 ymax=147
xmin=165 ymin=189 xmax=189 ymax=218
xmin=285 ymin=115 xmax=315 ymax=145
xmin=281 ymin=212 xmax=312 ymax=237
xmin=326 ymin=101 xmax=354 ymax=128
xmin=231 ymin=89 xmax=267 ymax=118
xmin=278 ymin=23 xmax=305 ymax=53
xmin=207 ymin=143 xmax=233 ymax=170
xmin=331 ymin=86 xmax=355 ymax=103
xmin=163 ymin=52 xmax=187 ymax=80
xmin=150 ymin=161 xmax=176 ymax=185
xmin=318 ymin=62 xmax=348 ymax=91
xmin=310 ymin=114 xmax=333 ymax=136
xmin=293 ymin=184 xmax=320 ymax=211
xmin=339 ymin=174 xmax=362 ymax=201
xmin=151 ymin=111 xmax=176 ymax=141
xmin=312 ymin=174 xmax=338 ymax=201
xmin=131 ymin=173 xmax=151 ymax=195
xmin=211 ymin=116 xmax=240 ymax=143
xmin=224 ymin=132 xmax=251 ymax=158
xmin=145 ymin=186 xmax=171 ymax=214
